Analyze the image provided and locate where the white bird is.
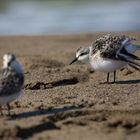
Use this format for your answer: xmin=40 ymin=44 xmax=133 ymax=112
xmin=0 ymin=53 xmax=24 ymax=115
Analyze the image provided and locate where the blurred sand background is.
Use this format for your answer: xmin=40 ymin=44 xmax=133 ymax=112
xmin=0 ymin=32 xmax=140 ymax=140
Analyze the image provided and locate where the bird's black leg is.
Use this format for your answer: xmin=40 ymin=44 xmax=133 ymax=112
xmin=113 ymin=71 xmax=116 ymax=83
xmin=107 ymin=72 xmax=110 ymax=83
xmin=0 ymin=106 xmax=3 ymax=116
xmin=7 ymin=103 xmax=11 ymax=116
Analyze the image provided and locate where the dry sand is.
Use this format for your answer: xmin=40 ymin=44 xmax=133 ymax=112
xmin=0 ymin=32 xmax=140 ymax=140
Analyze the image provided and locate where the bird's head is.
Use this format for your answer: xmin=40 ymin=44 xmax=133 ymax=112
xmin=3 ymin=53 xmax=16 ymax=68
xmin=2 ymin=53 xmax=22 ymax=73
xmin=69 ymin=46 xmax=89 ymax=65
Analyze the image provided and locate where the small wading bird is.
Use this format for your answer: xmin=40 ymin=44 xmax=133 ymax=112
xmin=70 ymin=34 xmax=140 ymax=83
xmin=0 ymin=53 xmax=24 ymax=115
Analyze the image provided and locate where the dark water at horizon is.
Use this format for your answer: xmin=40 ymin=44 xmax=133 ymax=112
xmin=0 ymin=0 xmax=140 ymax=35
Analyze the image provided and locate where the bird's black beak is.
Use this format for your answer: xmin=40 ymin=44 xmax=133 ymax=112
xmin=69 ymin=58 xmax=78 ymax=65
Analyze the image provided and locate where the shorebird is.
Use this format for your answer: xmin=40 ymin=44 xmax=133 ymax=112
xmin=0 ymin=53 xmax=24 ymax=115
xmin=89 ymin=34 xmax=140 ymax=83
xmin=70 ymin=34 xmax=140 ymax=83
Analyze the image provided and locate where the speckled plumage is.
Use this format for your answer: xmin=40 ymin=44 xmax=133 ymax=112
xmin=76 ymin=46 xmax=89 ymax=55
xmin=92 ymin=34 xmax=136 ymax=59
xmin=0 ymin=68 xmax=24 ymax=97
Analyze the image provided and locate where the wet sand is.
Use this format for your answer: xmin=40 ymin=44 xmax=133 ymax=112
xmin=0 ymin=32 xmax=140 ymax=140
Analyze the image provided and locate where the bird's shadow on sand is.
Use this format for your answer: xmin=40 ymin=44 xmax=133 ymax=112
xmin=100 ymin=79 xmax=140 ymax=85
xmin=24 ymin=78 xmax=79 ymax=90
xmin=9 ymin=105 xmax=82 ymax=120
xmin=7 ymin=106 xmax=83 ymax=139
xmin=115 ymin=79 xmax=140 ymax=84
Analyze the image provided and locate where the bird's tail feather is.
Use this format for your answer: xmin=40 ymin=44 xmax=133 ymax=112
xmin=133 ymin=45 xmax=140 ymax=50
xmin=129 ymin=64 xmax=140 ymax=71
xmin=126 ymin=44 xmax=140 ymax=53
xmin=117 ymin=53 xmax=140 ymax=67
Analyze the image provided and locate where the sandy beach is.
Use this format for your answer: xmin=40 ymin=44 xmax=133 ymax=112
xmin=0 ymin=32 xmax=140 ymax=140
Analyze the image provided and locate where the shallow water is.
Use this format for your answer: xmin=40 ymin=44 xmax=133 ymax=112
xmin=0 ymin=0 xmax=140 ymax=35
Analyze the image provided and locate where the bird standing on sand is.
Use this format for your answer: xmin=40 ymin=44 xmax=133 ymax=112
xmin=89 ymin=34 xmax=140 ymax=83
xmin=0 ymin=53 xmax=24 ymax=115
xmin=70 ymin=34 xmax=140 ymax=83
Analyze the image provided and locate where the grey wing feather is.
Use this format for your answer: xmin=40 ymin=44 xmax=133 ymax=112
xmin=129 ymin=64 xmax=140 ymax=71
xmin=116 ymin=39 xmax=140 ymax=67
xmin=116 ymin=52 xmax=140 ymax=67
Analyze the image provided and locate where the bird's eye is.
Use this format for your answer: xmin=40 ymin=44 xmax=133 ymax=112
xmin=80 ymin=52 xmax=86 ymax=56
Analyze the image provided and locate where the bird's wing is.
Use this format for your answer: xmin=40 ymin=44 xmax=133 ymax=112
xmin=0 ymin=69 xmax=22 ymax=96
xmin=100 ymin=36 xmax=137 ymax=60
xmin=95 ymin=35 xmax=133 ymax=59
xmin=117 ymin=52 xmax=140 ymax=67
xmin=129 ymin=64 xmax=140 ymax=71
xmin=116 ymin=42 xmax=140 ymax=68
